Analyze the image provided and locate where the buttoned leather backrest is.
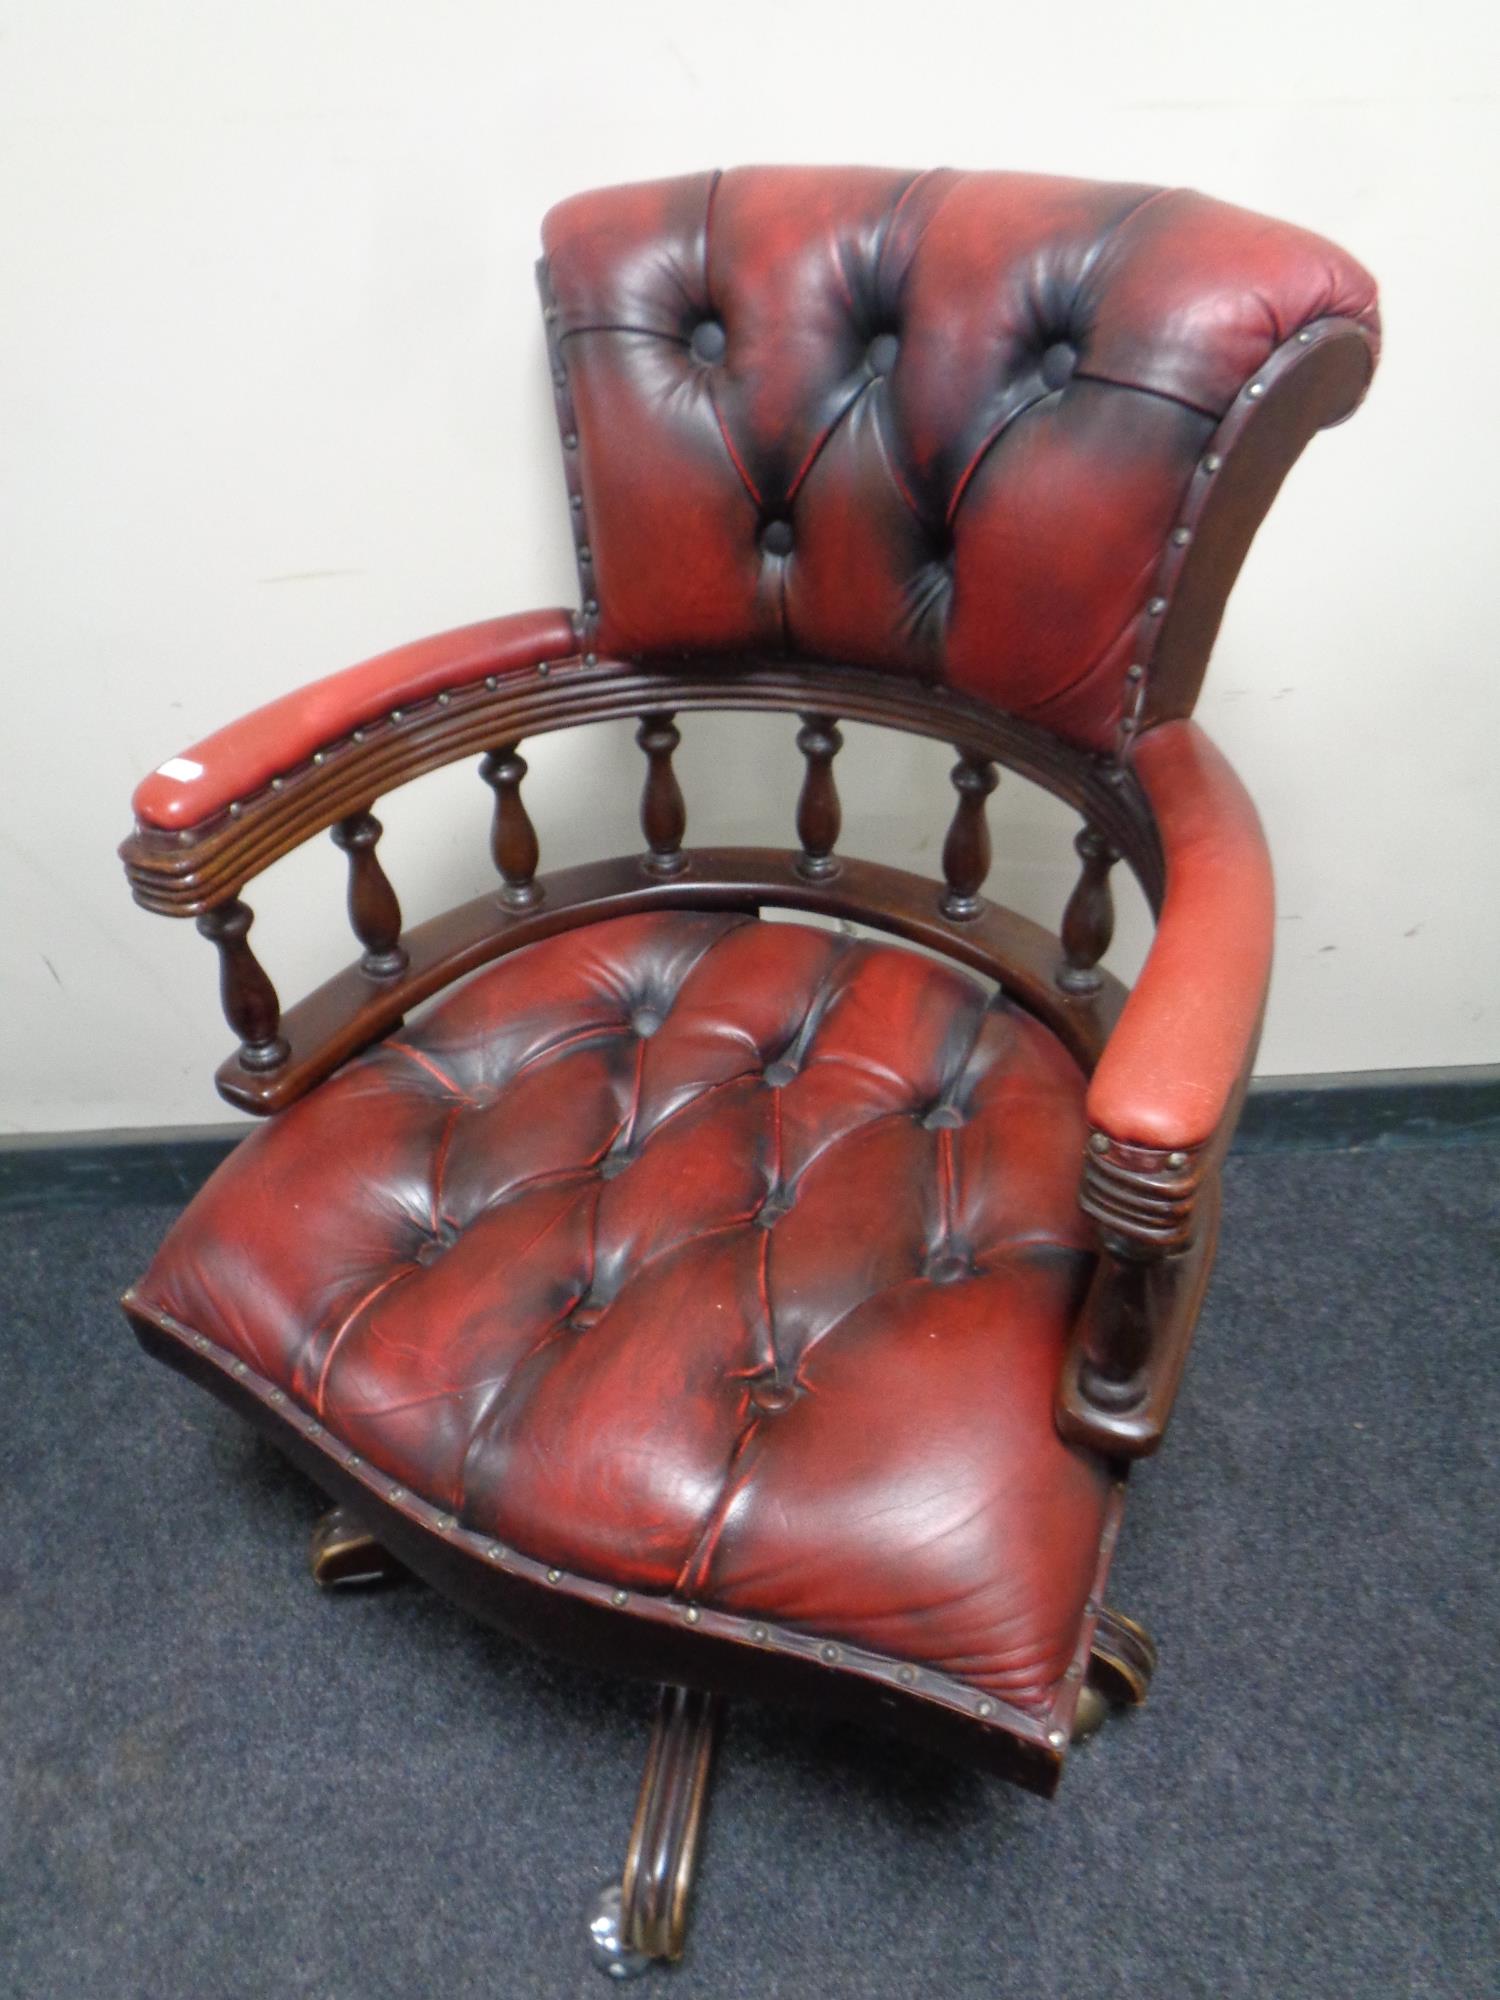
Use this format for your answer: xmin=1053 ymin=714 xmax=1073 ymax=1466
xmin=540 ymin=168 xmax=1378 ymax=752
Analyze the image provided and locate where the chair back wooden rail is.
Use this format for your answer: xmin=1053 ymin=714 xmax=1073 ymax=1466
xmin=121 ymin=657 xmax=1157 ymax=1117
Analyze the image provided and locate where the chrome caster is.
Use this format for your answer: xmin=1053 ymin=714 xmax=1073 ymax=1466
xmin=587 ymin=1883 xmax=653 ymax=1981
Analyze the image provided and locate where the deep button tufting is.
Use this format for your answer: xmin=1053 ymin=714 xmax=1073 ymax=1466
xmin=538 ymin=169 xmax=1378 ymax=749
xmin=749 ymin=1378 xmax=797 ymax=1415
xmin=1039 ymin=341 xmax=1078 ymax=390
xmin=925 ymin=1250 xmax=975 ymax=1286
xmin=763 ymin=1059 xmax=797 ymax=1088
xmin=865 ymin=331 xmax=899 ymax=376
xmin=132 ymin=910 xmax=1111 ymax=1709
xmin=689 ymin=319 xmax=727 ymax=363
xmin=631 ymin=1006 xmax=663 ymax=1038
xmin=759 ymin=518 xmax=795 ymax=558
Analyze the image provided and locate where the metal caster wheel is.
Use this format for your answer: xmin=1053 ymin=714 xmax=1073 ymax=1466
xmin=587 ymin=1883 xmax=653 ymax=1981
xmin=308 ymin=1505 xmax=405 ymax=1588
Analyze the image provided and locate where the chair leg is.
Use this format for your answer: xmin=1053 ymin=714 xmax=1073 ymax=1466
xmin=587 ymin=1684 xmax=723 ymax=1980
xmin=1072 ymin=1606 xmax=1158 ymax=1742
xmin=308 ymin=1505 xmax=405 ymax=1589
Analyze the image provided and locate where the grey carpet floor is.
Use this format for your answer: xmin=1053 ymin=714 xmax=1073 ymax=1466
xmin=3 ymin=1144 xmax=1497 ymax=1999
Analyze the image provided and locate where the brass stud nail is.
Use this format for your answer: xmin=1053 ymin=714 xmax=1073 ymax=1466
xmin=1297 ymin=329 xmax=1313 ymax=344
xmin=537 ymin=661 xmax=550 ymax=677
xmin=312 ymin=751 xmax=326 ymax=766
xmin=544 ymin=306 xmax=557 ymax=322
xmin=571 ymin=495 xmax=583 ymax=511
xmin=1202 ymin=453 xmax=1222 ymax=474
xmin=820 ymin=1642 xmax=840 ymax=1664
xmin=1120 ymin=717 xmax=1136 ymax=734
xmin=751 ymin=1624 xmax=769 ymax=1643
xmin=484 ymin=674 xmax=498 ymax=690
xmin=897 ymin=1665 xmax=916 ymax=1685
xmin=306 ymin=1420 xmax=320 ymax=1436
xmin=584 ymin=652 xmax=597 ymax=666
xmin=547 ymin=1568 xmax=562 ymax=1584
xmin=1126 ymin=663 xmax=1144 ymax=681
xmin=1065 ymin=1662 xmax=1084 ymax=1682
xmin=485 ymin=1543 xmax=504 ymax=1562
xmin=1047 ymin=1727 xmax=1068 ymax=1750
xmin=976 ymin=1698 xmax=995 ymax=1719
xmin=584 ymin=598 xmax=598 ymax=615
xmin=177 ymin=830 xmax=193 ymax=844
xmin=389 ymin=708 xmax=404 ymax=723
xmin=685 ymin=1605 xmax=701 ymax=1624
xmin=228 ymin=802 xmax=242 ymax=818
xmin=1147 ymin=596 xmax=1167 ymax=617
xmin=435 ymin=1515 xmax=454 ymax=1532
xmin=564 ymin=432 xmax=578 ymax=449
xmin=1167 ymin=1149 xmax=1189 ymax=1169
xmin=1247 ymin=381 xmax=1266 ymax=399
xmin=1171 ymin=528 xmax=1191 ymax=547
xmin=612 ymin=1588 xmax=628 ymax=1607
xmin=437 ymin=691 xmax=451 ymax=706
xmin=389 ymin=1486 xmax=405 ymax=1504
xmin=1089 ymin=1133 xmax=1110 ymax=1154
xmin=1085 ymin=1598 xmax=1100 ymax=1617
xmin=271 ymin=777 xmax=284 ymax=791
xmin=268 ymin=1388 xmax=284 ymax=1404
xmin=578 ymin=544 xmax=591 ymax=560
xmin=352 ymin=729 xmax=366 ymax=743
xmin=232 ymin=1360 xmax=248 ymax=1377
xmin=346 ymin=1453 xmax=361 ymax=1469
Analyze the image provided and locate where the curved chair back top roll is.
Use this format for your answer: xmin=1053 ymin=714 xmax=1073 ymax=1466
xmin=540 ymin=166 xmax=1379 ymax=753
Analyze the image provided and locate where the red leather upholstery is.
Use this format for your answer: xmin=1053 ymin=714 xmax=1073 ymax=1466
xmin=542 ymin=168 xmax=1379 ymax=748
xmin=132 ymin=609 xmax=577 ymax=830
xmin=1087 ymin=720 xmax=1274 ymax=1152
xmin=130 ymin=912 xmax=1110 ymax=1711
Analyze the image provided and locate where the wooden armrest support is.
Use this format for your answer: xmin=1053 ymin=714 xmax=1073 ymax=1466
xmin=1061 ymin=719 xmax=1273 ymax=1454
xmin=129 ymin=608 xmax=578 ymax=834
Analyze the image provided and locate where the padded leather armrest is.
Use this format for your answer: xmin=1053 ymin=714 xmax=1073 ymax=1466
xmin=131 ymin=608 xmax=578 ymax=831
xmin=1085 ymin=720 xmax=1274 ymax=1156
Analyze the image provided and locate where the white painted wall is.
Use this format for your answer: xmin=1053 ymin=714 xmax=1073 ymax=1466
xmin=2 ymin=1 xmax=1496 ymax=1134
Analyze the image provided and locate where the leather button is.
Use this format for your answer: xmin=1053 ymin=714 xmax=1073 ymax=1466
xmin=866 ymin=331 xmax=899 ymax=375
xmin=922 ymin=1104 xmax=964 ymax=1130
xmin=690 ymin=319 xmax=726 ymax=363
xmin=1040 ymin=341 xmax=1077 ymax=389
xmin=631 ymin=1007 xmax=663 ymax=1038
xmin=755 ymin=1191 xmax=792 ymax=1229
xmin=764 ymin=1059 xmax=797 ymax=1088
xmin=925 ymin=1250 xmax=972 ymax=1285
xmin=599 ymin=1154 xmax=633 ymax=1180
xmin=760 ymin=519 xmax=794 ymax=558
xmin=749 ymin=1378 xmax=796 ymax=1414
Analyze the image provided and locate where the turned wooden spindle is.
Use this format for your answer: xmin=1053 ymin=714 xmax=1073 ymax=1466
xmin=480 ymin=744 xmax=541 ymax=909
xmin=331 ymin=809 xmax=408 ymax=978
xmin=196 ymin=897 xmax=290 ymax=1072
xmin=1058 ymin=825 xmax=1119 ymax=994
xmin=794 ymin=713 xmax=843 ymax=880
xmin=637 ymin=711 xmax=687 ymax=877
xmin=1075 ymin=1236 xmax=1156 ymax=1412
xmin=940 ymin=747 xmax=999 ymax=920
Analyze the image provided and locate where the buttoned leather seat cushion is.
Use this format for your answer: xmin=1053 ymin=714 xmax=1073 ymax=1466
xmin=134 ymin=912 xmax=1112 ymax=1712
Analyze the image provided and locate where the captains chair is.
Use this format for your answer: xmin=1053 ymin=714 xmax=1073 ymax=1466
xmin=120 ymin=168 xmax=1379 ymax=1977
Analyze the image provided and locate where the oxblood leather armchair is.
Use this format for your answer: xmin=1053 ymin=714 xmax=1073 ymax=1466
xmin=119 ymin=168 xmax=1379 ymax=1978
